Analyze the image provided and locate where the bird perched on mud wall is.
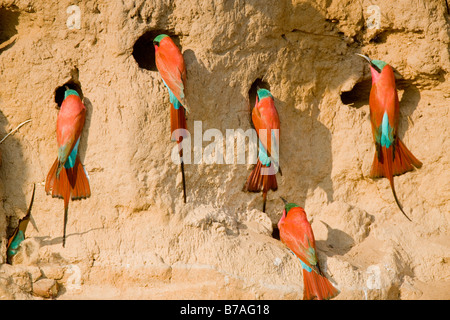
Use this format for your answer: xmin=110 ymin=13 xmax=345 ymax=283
xmin=7 ymin=184 xmax=36 ymax=263
xmin=244 ymin=88 xmax=280 ymax=213
xmin=278 ymin=198 xmax=339 ymax=300
xmin=356 ymin=54 xmax=422 ymax=221
xmin=154 ymin=34 xmax=189 ymax=203
xmin=45 ymin=88 xmax=91 ymax=247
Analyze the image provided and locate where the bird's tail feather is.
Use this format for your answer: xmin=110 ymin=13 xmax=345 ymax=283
xmin=67 ymin=156 xmax=91 ymax=201
xmin=63 ymin=206 xmax=68 ymax=247
xmin=45 ymin=156 xmax=90 ymax=201
xmin=178 ymin=141 xmax=186 ymax=203
xmin=45 ymin=156 xmax=91 ymax=246
xmin=244 ymin=160 xmax=278 ymax=193
xmin=370 ymin=144 xmax=413 ymax=221
xmin=392 ymin=138 xmax=422 ymax=176
xmin=244 ymin=160 xmax=278 ymax=212
xmin=170 ymin=103 xmax=188 ymax=203
xmin=170 ymin=103 xmax=187 ymax=143
xmin=302 ymin=269 xmax=339 ymax=300
xmin=370 ymin=138 xmax=422 ymax=178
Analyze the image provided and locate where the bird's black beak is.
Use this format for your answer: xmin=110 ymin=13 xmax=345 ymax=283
xmin=355 ymin=53 xmax=381 ymax=73
xmin=28 ymin=184 xmax=38 ymax=232
xmin=355 ymin=53 xmax=371 ymax=64
xmin=280 ymin=197 xmax=288 ymax=205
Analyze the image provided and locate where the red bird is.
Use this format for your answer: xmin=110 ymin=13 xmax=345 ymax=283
xmin=278 ymin=199 xmax=339 ymax=300
xmin=357 ymin=54 xmax=422 ymax=221
xmin=154 ymin=34 xmax=188 ymax=203
xmin=45 ymin=88 xmax=91 ymax=247
xmin=244 ymin=88 xmax=280 ymax=212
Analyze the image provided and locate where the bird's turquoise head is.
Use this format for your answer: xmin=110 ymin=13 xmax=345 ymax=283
xmin=64 ymin=89 xmax=79 ymax=100
xmin=284 ymin=203 xmax=300 ymax=215
xmin=153 ymin=34 xmax=169 ymax=47
xmin=7 ymin=230 xmax=25 ymax=263
xmin=371 ymin=60 xmax=387 ymax=72
xmin=280 ymin=197 xmax=299 ymax=216
xmin=278 ymin=198 xmax=302 ymax=229
xmin=256 ymin=88 xmax=273 ymax=101
xmin=356 ymin=54 xmax=387 ymax=74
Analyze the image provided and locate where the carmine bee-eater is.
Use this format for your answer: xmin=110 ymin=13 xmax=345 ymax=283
xmin=6 ymin=184 xmax=36 ymax=264
xmin=356 ymin=54 xmax=422 ymax=221
xmin=278 ymin=198 xmax=339 ymax=300
xmin=154 ymin=34 xmax=188 ymax=203
xmin=45 ymin=88 xmax=91 ymax=247
xmin=244 ymin=88 xmax=280 ymax=213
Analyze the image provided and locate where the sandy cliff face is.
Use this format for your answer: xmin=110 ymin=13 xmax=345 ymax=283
xmin=0 ymin=0 xmax=448 ymax=299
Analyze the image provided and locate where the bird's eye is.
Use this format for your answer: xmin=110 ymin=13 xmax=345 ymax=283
xmin=370 ymin=63 xmax=381 ymax=73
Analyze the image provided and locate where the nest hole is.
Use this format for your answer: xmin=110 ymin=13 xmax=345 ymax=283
xmin=132 ymin=29 xmax=181 ymax=71
xmin=54 ymin=79 xmax=83 ymax=109
xmin=248 ymin=78 xmax=271 ymax=109
xmin=340 ymin=78 xmax=372 ymax=108
xmin=271 ymin=224 xmax=280 ymax=240
xmin=0 ymin=7 xmax=19 ymax=51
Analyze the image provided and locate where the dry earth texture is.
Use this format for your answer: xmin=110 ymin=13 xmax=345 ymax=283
xmin=0 ymin=0 xmax=449 ymax=300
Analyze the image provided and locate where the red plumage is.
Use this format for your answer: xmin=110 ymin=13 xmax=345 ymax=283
xmin=278 ymin=206 xmax=339 ymax=300
xmin=368 ymin=63 xmax=422 ymax=220
xmin=170 ymin=102 xmax=187 ymax=143
xmin=155 ymin=36 xmax=187 ymax=108
xmin=244 ymin=92 xmax=280 ymax=212
xmin=251 ymin=95 xmax=280 ymax=157
xmin=45 ymin=92 xmax=90 ymax=247
xmin=155 ymin=35 xmax=188 ymax=203
xmin=56 ymin=95 xmax=85 ymax=158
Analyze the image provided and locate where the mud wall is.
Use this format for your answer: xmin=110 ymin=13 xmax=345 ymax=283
xmin=0 ymin=0 xmax=449 ymax=299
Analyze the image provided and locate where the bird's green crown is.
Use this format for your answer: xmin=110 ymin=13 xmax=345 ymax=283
xmin=356 ymin=54 xmax=388 ymax=73
xmin=257 ymin=88 xmax=273 ymax=100
xmin=284 ymin=202 xmax=299 ymax=214
xmin=64 ymin=89 xmax=79 ymax=99
xmin=153 ymin=34 xmax=169 ymax=45
xmin=371 ymin=59 xmax=387 ymax=72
